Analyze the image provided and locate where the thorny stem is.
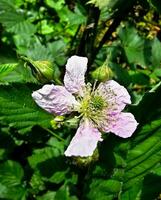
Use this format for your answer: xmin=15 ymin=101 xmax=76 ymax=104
xmin=94 ymin=18 xmax=122 ymax=57
xmin=77 ymin=1 xmax=137 ymax=67
xmin=76 ymin=6 xmax=100 ymax=66
xmin=70 ymin=25 xmax=81 ymax=52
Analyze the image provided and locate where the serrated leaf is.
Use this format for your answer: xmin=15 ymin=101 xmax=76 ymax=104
xmin=118 ymin=24 xmax=151 ymax=67
xmin=0 ymin=160 xmax=27 ymax=200
xmin=0 ymin=63 xmax=18 ymax=78
xmin=0 ymin=0 xmax=36 ymax=35
xmin=28 ymin=144 xmax=66 ymax=183
xmin=8 ymin=20 xmax=36 ymax=35
xmin=0 ymin=64 xmax=37 ymax=84
xmin=0 ymin=0 xmax=15 ymax=12
xmin=0 ymin=160 xmax=24 ymax=186
xmin=0 ymin=183 xmax=27 ymax=200
xmin=0 ymin=84 xmax=52 ymax=133
xmin=86 ymin=179 xmax=122 ymax=200
xmin=28 ymin=146 xmax=61 ymax=169
xmin=26 ymin=43 xmax=53 ymax=61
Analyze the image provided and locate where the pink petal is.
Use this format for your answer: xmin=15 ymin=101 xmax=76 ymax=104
xmin=32 ymin=84 xmax=79 ymax=115
xmin=64 ymin=55 xmax=88 ymax=94
xmin=65 ymin=120 xmax=102 ymax=157
xmin=97 ymin=80 xmax=131 ymax=113
xmin=101 ymin=112 xmax=138 ymax=138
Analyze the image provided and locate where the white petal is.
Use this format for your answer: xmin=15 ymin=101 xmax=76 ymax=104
xmin=97 ymin=80 xmax=131 ymax=113
xmin=64 ymin=55 xmax=88 ymax=94
xmin=101 ymin=112 xmax=138 ymax=138
xmin=32 ymin=84 xmax=79 ymax=115
xmin=65 ymin=120 xmax=102 ymax=157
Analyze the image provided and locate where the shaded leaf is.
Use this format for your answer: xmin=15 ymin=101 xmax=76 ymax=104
xmin=0 ymin=84 xmax=52 ymax=133
xmin=0 ymin=160 xmax=27 ymax=200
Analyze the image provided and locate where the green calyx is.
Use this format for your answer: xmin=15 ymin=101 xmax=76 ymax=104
xmin=91 ymin=61 xmax=113 ymax=82
xmin=21 ymin=56 xmax=55 ymax=83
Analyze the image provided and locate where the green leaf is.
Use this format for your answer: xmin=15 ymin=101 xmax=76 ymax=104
xmin=86 ymin=179 xmax=122 ymax=200
xmin=118 ymin=24 xmax=151 ymax=67
xmin=28 ymin=146 xmax=62 ymax=169
xmin=131 ymin=81 xmax=161 ymax=124
xmin=151 ymin=38 xmax=161 ymax=68
xmin=0 ymin=160 xmax=27 ymax=200
xmin=26 ymin=43 xmax=53 ymax=61
xmin=28 ymin=143 xmax=66 ymax=183
xmin=141 ymin=173 xmax=161 ymax=200
xmin=148 ymin=0 xmax=161 ymax=13
xmin=85 ymin=80 xmax=161 ymax=200
xmin=45 ymin=0 xmax=65 ymax=11
xmin=8 ymin=20 xmax=36 ymax=35
xmin=37 ymin=185 xmax=78 ymax=200
xmin=123 ymin=127 xmax=161 ymax=190
xmin=37 ymin=191 xmax=56 ymax=200
xmin=0 ymin=0 xmax=35 ymax=35
xmin=0 ymin=64 xmax=38 ymax=84
xmin=55 ymin=185 xmax=69 ymax=200
xmin=0 ymin=160 xmax=24 ymax=186
xmin=29 ymin=171 xmax=45 ymax=194
xmin=49 ymin=171 xmax=67 ymax=184
xmin=0 ymin=63 xmax=18 ymax=79
xmin=0 ymin=183 xmax=27 ymax=200
xmin=0 ymin=84 xmax=52 ymax=133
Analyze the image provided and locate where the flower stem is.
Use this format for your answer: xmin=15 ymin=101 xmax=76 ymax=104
xmin=42 ymin=127 xmax=66 ymax=143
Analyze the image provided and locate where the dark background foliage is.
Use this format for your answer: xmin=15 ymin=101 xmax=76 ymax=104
xmin=0 ymin=0 xmax=161 ymax=199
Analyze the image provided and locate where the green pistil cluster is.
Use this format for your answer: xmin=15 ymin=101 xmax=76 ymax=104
xmin=78 ymin=85 xmax=107 ymax=121
xmin=90 ymin=95 xmax=105 ymax=110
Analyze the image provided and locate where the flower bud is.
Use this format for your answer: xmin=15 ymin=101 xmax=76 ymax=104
xmin=64 ymin=117 xmax=79 ymax=129
xmin=21 ymin=56 xmax=55 ymax=83
xmin=50 ymin=116 xmax=65 ymax=129
xmin=71 ymin=149 xmax=99 ymax=167
xmin=91 ymin=62 xmax=113 ymax=82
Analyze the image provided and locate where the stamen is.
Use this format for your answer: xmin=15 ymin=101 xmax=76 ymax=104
xmin=77 ymin=82 xmax=108 ymax=123
xmin=91 ymin=80 xmax=98 ymax=95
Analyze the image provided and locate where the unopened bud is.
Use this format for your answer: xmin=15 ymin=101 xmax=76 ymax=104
xmin=92 ymin=62 xmax=113 ymax=82
xmin=72 ymin=149 xmax=99 ymax=167
xmin=64 ymin=117 xmax=79 ymax=129
xmin=21 ymin=56 xmax=55 ymax=83
xmin=50 ymin=116 xmax=65 ymax=129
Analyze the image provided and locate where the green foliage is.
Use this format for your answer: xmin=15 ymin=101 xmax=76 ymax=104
xmin=148 ymin=0 xmax=161 ymax=13
xmin=0 ymin=84 xmax=52 ymax=133
xmin=0 ymin=0 xmax=36 ymax=35
xmin=0 ymin=63 xmax=18 ymax=79
xmin=0 ymin=0 xmax=161 ymax=199
xmin=118 ymin=24 xmax=152 ymax=67
xmin=0 ymin=160 xmax=27 ymax=200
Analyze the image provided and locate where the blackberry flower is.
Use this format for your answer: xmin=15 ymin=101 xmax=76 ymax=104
xmin=32 ymin=56 xmax=138 ymax=157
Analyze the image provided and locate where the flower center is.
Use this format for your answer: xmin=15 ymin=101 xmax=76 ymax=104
xmin=90 ymin=95 xmax=105 ymax=110
xmin=77 ymin=84 xmax=107 ymax=120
